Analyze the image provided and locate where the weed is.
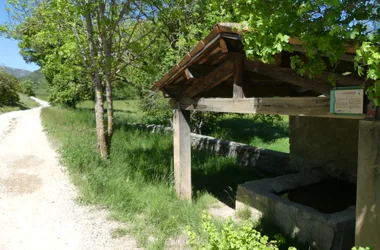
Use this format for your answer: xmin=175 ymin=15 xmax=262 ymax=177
xmin=236 ymin=206 xmax=252 ymax=221
xmin=111 ymin=227 xmax=129 ymax=239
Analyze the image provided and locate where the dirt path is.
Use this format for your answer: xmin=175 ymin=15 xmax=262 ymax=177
xmin=0 ymin=102 xmax=139 ymax=250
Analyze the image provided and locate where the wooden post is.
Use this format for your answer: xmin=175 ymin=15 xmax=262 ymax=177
xmin=233 ymin=53 xmax=245 ymax=98
xmin=173 ymin=108 xmax=192 ymax=201
xmin=356 ymin=120 xmax=380 ymax=249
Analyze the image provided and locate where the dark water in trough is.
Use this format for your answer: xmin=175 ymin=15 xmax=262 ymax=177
xmin=282 ymin=179 xmax=356 ymax=214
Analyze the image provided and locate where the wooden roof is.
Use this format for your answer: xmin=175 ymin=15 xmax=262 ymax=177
xmin=153 ymin=23 xmax=362 ymax=99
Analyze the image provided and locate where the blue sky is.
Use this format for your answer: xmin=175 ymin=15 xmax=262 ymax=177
xmin=0 ymin=0 xmax=39 ymax=71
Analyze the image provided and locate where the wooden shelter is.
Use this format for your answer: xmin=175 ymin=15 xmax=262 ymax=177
xmin=152 ymin=23 xmax=380 ymax=248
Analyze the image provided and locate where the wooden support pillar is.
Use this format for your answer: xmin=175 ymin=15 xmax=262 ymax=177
xmin=233 ymin=53 xmax=245 ymax=98
xmin=356 ymin=120 xmax=380 ymax=248
xmin=173 ymin=109 xmax=192 ymax=201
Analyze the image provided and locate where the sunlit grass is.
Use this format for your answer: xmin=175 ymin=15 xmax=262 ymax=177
xmin=209 ymin=115 xmax=290 ymax=153
xmin=0 ymin=93 xmax=40 ymax=114
xmin=42 ymin=107 xmax=261 ymax=249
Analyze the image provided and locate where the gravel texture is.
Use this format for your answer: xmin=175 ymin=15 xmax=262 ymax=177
xmin=0 ymin=101 xmax=139 ymax=250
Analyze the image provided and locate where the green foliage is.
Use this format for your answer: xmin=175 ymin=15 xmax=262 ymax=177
xmin=48 ymin=70 xmax=92 ymax=108
xmin=187 ymin=212 xmax=293 ymax=250
xmin=139 ymin=90 xmax=172 ymax=125
xmin=356 ymin=42 xmax=380 ymax=105
xmin=210 ymin=0 xmax=380 ymax=104
xmin=0 ymin=93 xmax=40 ymax=114
xmin=3 ymin=1 xmax=91 ymax=107
xmin=352 ymin=247 xmax=371 ymax=250
xmin=0 ymin=70 xmax=20 ymax=106
xmin=19 ymin=79 xmax=35 ymax=96
xmin=191 ymin=111 xmax=224 ymax=135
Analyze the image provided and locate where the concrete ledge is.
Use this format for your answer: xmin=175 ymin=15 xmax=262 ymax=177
xmin=236 ymin=170 xmax=355 ymax=250
xmin=127 ymin=123 xmax=291 ymax=175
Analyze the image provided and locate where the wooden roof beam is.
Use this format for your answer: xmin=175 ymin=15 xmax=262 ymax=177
xmin=184 ymin=68 xmax=194 ymax=80
xmin=169 ymin=97 xmax=366 ymax=119
xmin=245 ymin=60 xmax=332 ymax=94
xmin=182 ymin=56 xmax=234 ymax=98
xmin=219 ymin=38 xmax=228 ymax=53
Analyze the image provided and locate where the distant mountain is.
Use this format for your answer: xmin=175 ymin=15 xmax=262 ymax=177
xmin=20 ymin=69 xmax=49 ymax=100
xmin=0 ymin=66 xmax=31 ymax=78
xmin=20 ymin=69 xmax=48 ymax=85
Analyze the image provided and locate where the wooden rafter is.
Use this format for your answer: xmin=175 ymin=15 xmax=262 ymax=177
xmin=169 ymin=97 xmax=366 ymax=119
xmin=219 ymin=38 xmax=228 ymax=53
xmin=233 ymin=53 xmax=245 ymax=98
xmin=245 ymin=60 xmax=332 ymax=94
xmin=182 ymin=57 xmax=234 ymax=98
xmin=184 ymin=68 xmax=194 ymax=80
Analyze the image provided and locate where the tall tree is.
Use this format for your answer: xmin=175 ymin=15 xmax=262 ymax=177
xmin=56 ymin=0 xmax=158 ymax=158
xmin=3 ymin=0 xmax=157 ymax=158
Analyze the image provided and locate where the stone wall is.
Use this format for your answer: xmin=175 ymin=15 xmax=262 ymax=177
xmin=191 ymin=134 xmax=290 ymax=175
xmin=289 ymin=116 xmax=359 ymax=182
xmin=127 ymin=123 xmax=291 ymax=175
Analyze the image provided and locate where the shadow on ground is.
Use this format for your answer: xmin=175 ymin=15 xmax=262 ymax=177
xmin=211 ymin=117 xmax=289 ymax=144
xmin=117 ymin=124 xmax=271 ymax=208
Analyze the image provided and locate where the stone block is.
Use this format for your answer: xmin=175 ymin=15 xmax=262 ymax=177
xmin=236 ymin=170 xmax=355 ymax=250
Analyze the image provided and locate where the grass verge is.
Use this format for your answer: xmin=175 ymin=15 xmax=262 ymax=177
xmin=41 ymin=107 xmax=271 ymax=249
xmin=209 ymin=114 xmax=290 ymax=153
xmin=0 ymin=93 xmax=40 ymax=114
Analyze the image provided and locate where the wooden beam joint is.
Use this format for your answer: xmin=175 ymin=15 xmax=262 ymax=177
xmin=182 ymin=57 xmax=234 ymax=98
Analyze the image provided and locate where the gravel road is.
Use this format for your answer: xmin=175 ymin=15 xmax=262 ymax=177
xmin=0 ymin=100 xmax=139 ymax=250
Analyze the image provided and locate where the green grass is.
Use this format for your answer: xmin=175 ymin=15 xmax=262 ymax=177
xmin=208 ymin=114 xmax=290 ymax=153
xmin=0 ymin=93 xmax=40 ymax=114
xmin=77 ymin=100 xmax=140 ymax=113
xmin=41 ymin=107 xmax=270 ymax=249
xmin=34 ymin=88 xmax=50 ymax=101
xmin=77 ymin=100 xmax=166 ymax=125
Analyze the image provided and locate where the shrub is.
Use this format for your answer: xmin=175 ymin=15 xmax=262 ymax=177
xmin=19 ymin=79 xmax=36 ymax=96
xmin=48 ymin=73 xmax=92 ymax=108
xmin=139 ymin=90 xmax=172 ymax=125
xmin=187 ymin=212 xmax=295 ymax=250
xmin=0 ymin=70 xmax=19 ymax=106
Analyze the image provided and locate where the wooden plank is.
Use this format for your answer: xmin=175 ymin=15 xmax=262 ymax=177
xmin=319 ymin=72 xmax=368 ymax=87
xmin=173 ymin=109 xmax=192 ymax=201
xmin=199 ymin=47 xmax=222 ymax=64
xmin=182 ymin=57 xmax=234 ymax=98
xmin=233 ymin=53 xmax=245 ymax=98
xmin=163 ymin=84 xmax=193 ymax=97
xmin=356 ymin=120 xmax=380 ymax=248
xmin=184 ymin=68 xmax=194 ymax=80
xmin=169 ymin=97 xmax=366 ymax=119
xmin=219 ymin=38 xmax=228 ymax=53
xmin=245 ymin=60 xmax=332 ymax=94
xmin=210 ymin=53 xmax=228 ymax=66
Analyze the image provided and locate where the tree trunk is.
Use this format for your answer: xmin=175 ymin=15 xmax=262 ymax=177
xmin=94 ymin=82 xmax=108 ymax=159
xmin=105 ymin=79 xmax=113 ymax=151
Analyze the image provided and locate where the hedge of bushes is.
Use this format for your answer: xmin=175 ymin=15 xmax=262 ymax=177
xmin=0 ymin=70 xmax=19 ymax=106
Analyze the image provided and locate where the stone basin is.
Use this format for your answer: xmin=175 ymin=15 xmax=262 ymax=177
xmin=236 ymin=170 xmax=356 ymax=250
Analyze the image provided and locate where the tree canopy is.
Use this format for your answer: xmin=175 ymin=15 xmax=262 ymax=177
xmin=1 ymin=0 xmax=380 ymax=158
xmin=211 ymin=0 xmax=380 ymax=104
